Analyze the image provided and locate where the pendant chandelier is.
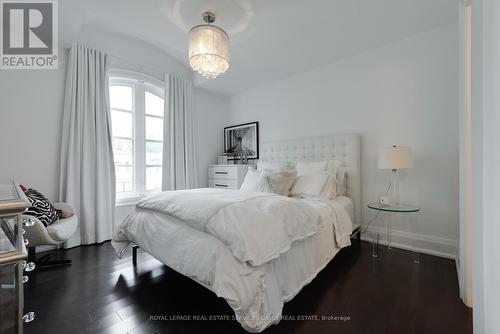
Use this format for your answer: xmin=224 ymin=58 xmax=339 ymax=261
xmin=188 ymin=12 xmax=230 ymax=79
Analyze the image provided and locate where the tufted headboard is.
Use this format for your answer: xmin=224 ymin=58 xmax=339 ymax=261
xmin=260 ymin=134 xmax=361 ymax=225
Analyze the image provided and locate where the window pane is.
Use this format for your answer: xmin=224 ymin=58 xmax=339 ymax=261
xmin=112 ymin=138 xmax=133 ymax=165
xmin=110 ymin=85 xmax=133 ymax=111
xmin=146 ymin=141 xmax=163 ymax=165
xmin=115 ymin=166 xmax=134 ymax=193
xmin=111 ymin=109 xmax=133 ymax=138
xmin=146 ymin=166 xmax=162 ymax=191
xmin=146 ymin=116 xmax=163 ymax=141
xmin=145 ymin=91 xmax=164 ymax=117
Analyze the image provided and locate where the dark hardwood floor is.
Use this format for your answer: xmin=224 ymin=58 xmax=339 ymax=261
xmin=24 ymin=241 xmax=472 ymax=334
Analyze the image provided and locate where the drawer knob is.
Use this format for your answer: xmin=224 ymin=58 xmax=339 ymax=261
xmin=22 ymin=261 xmax=36 ymax=272
xmin=23 ymin=275 xmax=29 ymax=283
xmin=23 ymin=312 xmax=35 ymax=323
xmin=23 ymin=218 xmax=35 ymax=227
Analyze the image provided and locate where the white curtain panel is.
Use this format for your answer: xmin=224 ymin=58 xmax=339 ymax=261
xmin=59 ymin=43 xmax=115 ymax=245
xmin=163 ymin=74 xmax=198 ymax=190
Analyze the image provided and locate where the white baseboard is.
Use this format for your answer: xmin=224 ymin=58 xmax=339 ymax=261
xmin=361 ymin=226 xmax=458 ymax=259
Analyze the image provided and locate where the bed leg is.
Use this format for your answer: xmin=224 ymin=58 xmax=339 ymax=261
xmin=132 ymin=245 xmax=138 ymax=265
xmin=352 ymin=227 xmax=361 ymax=250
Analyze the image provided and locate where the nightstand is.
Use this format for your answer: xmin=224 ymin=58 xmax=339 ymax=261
xmin=367 ymin=203 xmax=421 ymax=263
xmin=208 ymin=165 xmax=250 ymax=190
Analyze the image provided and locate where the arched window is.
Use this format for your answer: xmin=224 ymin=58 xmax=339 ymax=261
xmin=108 ymin=71 xmax=165 ymax=204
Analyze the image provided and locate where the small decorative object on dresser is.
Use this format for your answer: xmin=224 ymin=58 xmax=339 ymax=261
xmin=217 ymin=153 xmax=230 ymax=165
xmin=208 ymin=165 xmax=252 ymax=190
xmin=224 ymin=122 xmax=259 ymax=163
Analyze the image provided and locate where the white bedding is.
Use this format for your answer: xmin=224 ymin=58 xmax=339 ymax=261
xmin=334 ymin=195 xmax=354 ymax=222
xmin=129 ymin=188 xmax=329 ymax=266
xmin=112 ymin=190 xmax=353 ymax=332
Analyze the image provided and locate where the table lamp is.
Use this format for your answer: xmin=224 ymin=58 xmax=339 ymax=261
xmin=378 ymin=145 xmax=414 ymax=205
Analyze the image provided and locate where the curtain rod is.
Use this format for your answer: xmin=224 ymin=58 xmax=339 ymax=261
xmin=65 ymin=43 xmax=190 ymax=79
xmin=108 ymin=52 xmax=169 ymax=74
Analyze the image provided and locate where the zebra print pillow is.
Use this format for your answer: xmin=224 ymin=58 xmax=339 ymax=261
xmin=24 ymin=189 xmax=61 ymax=227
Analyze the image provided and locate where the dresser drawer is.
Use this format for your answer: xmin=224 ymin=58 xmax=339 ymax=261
xmin=208 ymin=166 xmax=240 ymax=180
xmin=208 ymin=179 xmax=239 ymax=190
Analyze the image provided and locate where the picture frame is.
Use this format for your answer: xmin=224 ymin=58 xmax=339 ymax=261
xmin=224 ymin=122 xmax=259 ymax=160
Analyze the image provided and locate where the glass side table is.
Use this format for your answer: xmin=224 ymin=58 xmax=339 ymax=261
xmin=367 ymin=203 xmax=421 ymax=264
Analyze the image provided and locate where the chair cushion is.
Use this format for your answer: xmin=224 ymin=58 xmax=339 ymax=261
xmin=24 ymin=188 xmax=61 ymax=227
xmin=53 ymin=203 xmax=75 ymax=218
xmin=46 ymin=215 xmax=78 ymax=242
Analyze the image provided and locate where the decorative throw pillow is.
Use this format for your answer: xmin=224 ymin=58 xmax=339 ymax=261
xmin=327 ymin=160 xmax=348 ymax=196
xmin=336 ymin=167 xmax=348 ymax=196
xmin=24 ymin=188 xmax=61 ymax=227
xmin=258 ymin=170 xmax=296 ymax=196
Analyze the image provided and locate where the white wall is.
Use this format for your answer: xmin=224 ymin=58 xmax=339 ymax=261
xmin=0 ymin=48 xmax=68 ymax=201
xmin=472 ymin=0 xmax=500 ymax=332
xmin=230 ymin=24 xmax=459 ymax=257
xmin=471 ymin=0 xmax=485 ymax=331
xmin=458 ymin=1 xmax=473 ymax=307
xmin=194 ymin=89 xmax=231 ymax=186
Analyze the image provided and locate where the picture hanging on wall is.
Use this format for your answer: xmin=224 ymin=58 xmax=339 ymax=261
xmin=224 ymin=122 xmax=259 ymax=161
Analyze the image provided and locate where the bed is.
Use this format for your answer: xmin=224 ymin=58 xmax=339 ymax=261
xmin=112 ymin=134 xmax=361 ymax=332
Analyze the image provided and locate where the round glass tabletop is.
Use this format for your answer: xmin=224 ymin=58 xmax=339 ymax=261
xmin=367 ymin=203 xmax=420 ymax=213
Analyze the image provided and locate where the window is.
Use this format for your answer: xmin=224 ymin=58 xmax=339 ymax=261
xmin=109 ymin=73 xmax=165 ymax=204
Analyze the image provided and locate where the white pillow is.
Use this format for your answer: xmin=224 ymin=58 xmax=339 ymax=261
xmin=295 ymin=161 xmax=327 ymax=176
xmin=257 ymin=161 xmax=294 ymax=172
xmin=240 ymin=168 xmax=260 ymax=192
xmin=327 ymin=160 xmax=347 ymax=196
xmin=323 ymin=172 xmax=338 ymax=198
xmin=258 ymin=170 xmax=296 ymax=196
xmin=290 ymin=172 xmax=335 ymax=199
xmin=336 ymin=167 xmax=348 ymax=196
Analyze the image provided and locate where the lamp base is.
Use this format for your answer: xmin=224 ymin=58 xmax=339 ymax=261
xmin=381 ymin=169 xmax=400 ymax=206
xmin=390 ymin=169 xmax=400 ymax=205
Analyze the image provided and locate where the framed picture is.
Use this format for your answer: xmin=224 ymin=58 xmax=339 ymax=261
xmin=224 ymin=122 xmax=259 ymax=160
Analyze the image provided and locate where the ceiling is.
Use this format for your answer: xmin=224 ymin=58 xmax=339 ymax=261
xmin=60 ymin=0 xmax=458 ymax=95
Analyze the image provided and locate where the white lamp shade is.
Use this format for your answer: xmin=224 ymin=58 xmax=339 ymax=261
xmin=378 ymin=146 xmax=414 ymax=170
xmin=189 ymin=24 xmax=230 ymax=79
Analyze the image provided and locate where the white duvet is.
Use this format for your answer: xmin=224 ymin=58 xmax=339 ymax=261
xmin=112 ymin=188 xmax=353 ymax=332
xmin=130 ymin=188 xmax=325 ymax=266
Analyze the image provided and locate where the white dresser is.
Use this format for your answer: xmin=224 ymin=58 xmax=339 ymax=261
xmin=208 ymin=165 xmax=251 ymax=190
